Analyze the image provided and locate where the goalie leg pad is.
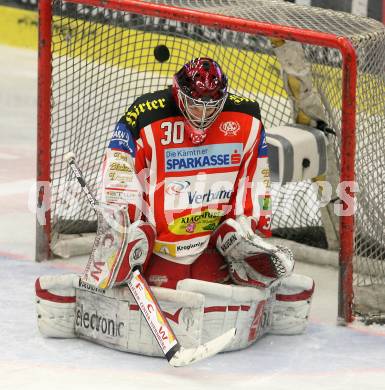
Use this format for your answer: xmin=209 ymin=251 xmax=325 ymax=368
xmin=76 ymin=282 xmax=205 ymax=357
xmin=36 ymin=274 xmax=278 ymax=357
xmin=35 ymin=274 xmax=80 ymax=338
xmin=36 ymin=273 xmax=207 ymax=357
xmin=270 ymin=273 xmax=315 ymax=335
xmin=177 ymin=279 xmax=274 ymax=351
xmin=37 ymin=274 xmax=312 ymax=356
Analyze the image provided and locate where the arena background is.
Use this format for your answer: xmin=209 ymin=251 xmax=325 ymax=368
xmin=0 ymin=0 xmax=383 ymax=51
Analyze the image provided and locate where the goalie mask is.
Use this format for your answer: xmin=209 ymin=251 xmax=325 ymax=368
xmin=173 ymin=58 xmax=228 ymax=144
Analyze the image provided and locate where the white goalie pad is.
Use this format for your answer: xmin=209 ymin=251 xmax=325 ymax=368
xmin=266 ymin=124 xmax=327 ymax=184
xmin=75 ymin=284 xmax=206 ymax=356
xmin=270 ymin=273 xmax=315 ymax=335
xmin=35 ymin=274 xmax=314 ymax=357
xmin=177 ymin=279 xmax=276 ymax=351
xmin=36 ymin=274 xmax=206 ymax=356
xmin=35 ymin=274 xmax=79 ymax=338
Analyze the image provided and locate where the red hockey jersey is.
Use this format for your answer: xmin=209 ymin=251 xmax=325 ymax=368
xmin=101 ymin=88 xmax=271 ymax=264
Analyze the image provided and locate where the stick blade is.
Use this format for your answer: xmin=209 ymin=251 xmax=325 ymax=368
xmin=169 ymin=327 xmax=236 ymax=367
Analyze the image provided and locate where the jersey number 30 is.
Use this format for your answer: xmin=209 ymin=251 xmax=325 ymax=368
xmin=160 ymin=121 xmax=185 ymax=145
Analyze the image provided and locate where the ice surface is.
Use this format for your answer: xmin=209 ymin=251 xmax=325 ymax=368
xmin=1 ymin=44 xmax=385 ymax=390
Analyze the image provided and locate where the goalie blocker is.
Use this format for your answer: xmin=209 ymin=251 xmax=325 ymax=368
xmin=35 ymin=272 xmax=314 ymax=357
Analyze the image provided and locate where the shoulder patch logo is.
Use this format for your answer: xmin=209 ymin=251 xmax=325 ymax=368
xmin=220 ymin=121 xmax=240 ymax=136
xmin=110 ymin=122 xmax=137 ymax=156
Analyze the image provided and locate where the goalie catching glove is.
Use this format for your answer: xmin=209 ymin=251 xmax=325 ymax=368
xmin=212 ymin=216 xmax=294 ymax=288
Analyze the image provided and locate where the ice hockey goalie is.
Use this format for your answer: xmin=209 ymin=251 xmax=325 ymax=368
xmin=35 ymin=58 xmax=315 ymax=360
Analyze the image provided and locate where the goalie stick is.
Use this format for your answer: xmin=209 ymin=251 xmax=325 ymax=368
xmin=64 ymin=152 xmax=235 ymax=367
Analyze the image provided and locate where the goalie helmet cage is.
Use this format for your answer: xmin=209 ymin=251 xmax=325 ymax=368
xmin=36 ymin=0 xmax=385 ymax=325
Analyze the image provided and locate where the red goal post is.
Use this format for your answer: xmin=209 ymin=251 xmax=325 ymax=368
xmin=37 ymin=0 xmax=385 ymax=325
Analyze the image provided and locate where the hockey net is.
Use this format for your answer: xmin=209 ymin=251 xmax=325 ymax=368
xmin=37 ymin=0 xmax=385 ymax=324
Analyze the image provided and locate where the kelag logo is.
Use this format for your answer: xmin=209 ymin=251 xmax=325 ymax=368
xmin=165 ymin=143 xmax=243 ymax=172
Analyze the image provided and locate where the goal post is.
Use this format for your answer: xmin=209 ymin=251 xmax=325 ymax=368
xmin=36 ymin=0 xmax=385 ymax=325
xmin=36 ymin=0 xmax=53 ymax=263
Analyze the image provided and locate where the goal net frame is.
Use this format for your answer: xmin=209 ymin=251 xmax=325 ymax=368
xmin=37 ymin=0 xmax=363 ymax=324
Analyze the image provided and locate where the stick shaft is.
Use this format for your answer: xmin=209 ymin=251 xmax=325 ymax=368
xmin=127 ymin=269 xmax=180 ymax=359
xmin=66 ymin=156 xmax=97 ymax=209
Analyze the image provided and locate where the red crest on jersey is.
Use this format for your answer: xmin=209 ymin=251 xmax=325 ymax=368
xmin=220 ymin=121 xmax=240 ymax=136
